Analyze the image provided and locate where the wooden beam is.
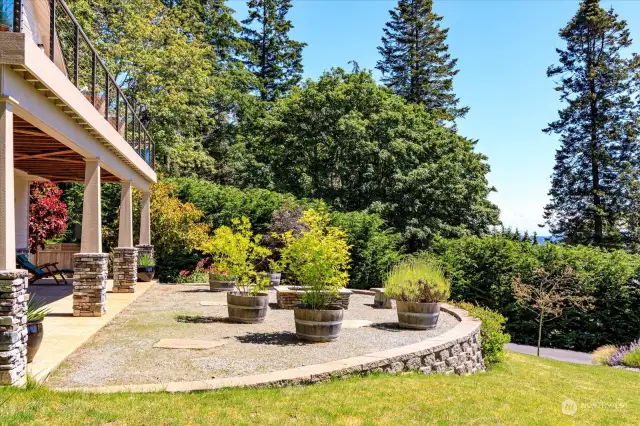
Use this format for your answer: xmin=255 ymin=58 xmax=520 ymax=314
xmin=14 ymin=129 xmax=49 ymax=137
xmin=14 ymin=149 xmax=77 ymax=161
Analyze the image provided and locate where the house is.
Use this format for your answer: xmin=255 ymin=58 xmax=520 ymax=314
xmin=0 ymin=0 xmax=157 ymax=385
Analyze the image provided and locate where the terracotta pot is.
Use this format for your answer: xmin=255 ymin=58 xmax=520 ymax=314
xmin=396 ymin=301 xmax=441 ymax=330
xmin=294 ymin=305 xmax=343 ymax=342
xmin=0 ymin=24 xmax=11 ymax=32
xmin=137 ymin=266 xmax=156 ymax=282
xmin=227 ymin=292 xmax=269 ymax=324
xmin=27 ymin=320 xmax=44 ymax=363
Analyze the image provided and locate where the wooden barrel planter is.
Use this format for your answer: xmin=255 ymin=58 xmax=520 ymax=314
xmin=396 ymin=301 xmax=441 ymax=330
xmin=227 ymin=292 xmax=269 ymax=324
xmin=294 ymin=305 xmax=344 ymax=342
xmin=209 ymin=273 xmax=236 ymax=292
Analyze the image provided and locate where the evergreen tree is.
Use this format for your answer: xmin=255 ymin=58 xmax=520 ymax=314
xmin=376 ymin=0 xmax=468 ymax=122
xmin=242 ymin=0 xmax=306 ymax=102
xmin=544 ymin=0 xmax=640 ymax=247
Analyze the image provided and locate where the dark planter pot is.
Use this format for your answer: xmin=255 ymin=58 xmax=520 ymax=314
xmin=227 ymin=292 xmax=269 ymax=324
xmin=294 ymin=305 xmax=344 ymax=342
xmin=209 ymin=273 xmax=236 ymax=292
xmin=27 ymin=320 xmax=44 ymax=363
xmin=396 ymin=301 xmax=441 ymax=330
xmin=137 ymin=266 xmax=156 ymax=282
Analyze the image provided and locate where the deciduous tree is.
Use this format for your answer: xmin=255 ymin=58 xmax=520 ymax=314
xmin=29 ymin=183 xmax=69 ymax=253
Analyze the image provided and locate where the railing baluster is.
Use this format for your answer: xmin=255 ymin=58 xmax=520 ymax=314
xmin=124 ymin=104 xmax=129 ymax=144
xmin=49 ymin=0 xmax=56 ymax=61
xmin=104 ymin=71 xmax=109 ymax=121
xmin=92 ymin=52 xmax=97 ymax=107
xmin=13 ymin=0 xmax=23 ymax=33
xmin=74 ymin=24 xmax=79 ymax=87
xmin=116 ymin=91 xmax=120 ymax=135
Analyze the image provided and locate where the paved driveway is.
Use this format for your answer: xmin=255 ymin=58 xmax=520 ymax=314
xmin=506 ymin=343 xmax=593 ymax=365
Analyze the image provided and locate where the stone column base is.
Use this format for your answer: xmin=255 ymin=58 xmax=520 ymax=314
xmin=113 ymin=247 xmax=138 ymax=293
xmin=0 ymin=269 xmax=28 ymax=386
xmin=136 ymin=244 xmax=154 ymax=261
xmin=73 ymin=253 xmax=108 ymax=317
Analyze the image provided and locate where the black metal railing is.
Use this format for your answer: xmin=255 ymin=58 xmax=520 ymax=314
xmin=6 ymin=0 xmax=154 ymax=169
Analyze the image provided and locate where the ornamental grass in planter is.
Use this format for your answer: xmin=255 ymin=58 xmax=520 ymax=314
xmin=26 ymin=295 xmax=51 ymax=363
xmin=278 ymin=209 xmax=351 ymax=342
xmin=201 ymin=217 xmax=272 ymax=322
xmin=137 ymin=254 xmax=156 ymax=282
xmin=384 ymin=256 xmax=450 ymax=330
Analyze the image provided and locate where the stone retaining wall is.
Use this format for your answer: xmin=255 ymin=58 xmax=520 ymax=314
xmin=275 ymin=286 xmax=352 ymax=309
xmin=0 ymin=270 xmax=28 ymax=386
xmin=112 ymin=247 xmax=138 ymax=293
xmin=73 ymin=253 xmax=108 ymax=317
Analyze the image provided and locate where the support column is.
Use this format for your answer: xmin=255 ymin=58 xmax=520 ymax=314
xmin=136 ymin=190 xmax=153 ymax=266
xmin=0 ymin=101 xmax=16 ymax=270
xmin=0 ymin=101 xmax=27 ymax=386
xmin=0 ymin=270 xmax=28 ymax=386
xmin=113 ymin=181 xmax=137 ymax=293
xmin=73 ymin=159 xmax=107 ymax=317
xmin=14 ymin=175 xmax=29 ymax=254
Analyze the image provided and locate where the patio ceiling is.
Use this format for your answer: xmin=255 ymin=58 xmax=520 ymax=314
xmin=13 ymin=115 xmax=118 ymax=183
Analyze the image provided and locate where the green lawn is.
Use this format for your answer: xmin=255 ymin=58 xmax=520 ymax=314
xmin=1 ymin=352 xmax=638 ymax=425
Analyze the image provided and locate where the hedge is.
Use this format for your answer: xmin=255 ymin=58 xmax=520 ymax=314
xmin=434 ymin=235 xmax=640 ymax=352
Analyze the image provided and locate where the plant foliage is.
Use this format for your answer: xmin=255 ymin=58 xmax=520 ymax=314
xmin=455 ymin=302 xmax=511 ymax=367
xmin=384 ymin=255 xmax=450 ymax=303
xmin=278 ymin=209 xmax=351 ymax=309
xmin=29 ymin=182 xmax=69 ymax=254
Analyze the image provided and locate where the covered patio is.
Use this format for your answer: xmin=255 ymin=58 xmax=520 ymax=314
xmin=0 ymin=0 xmax=157 ymax=386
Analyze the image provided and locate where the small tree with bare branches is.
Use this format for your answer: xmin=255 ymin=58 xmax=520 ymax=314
xmin=512 ymin=266 xmax=594 ymax=356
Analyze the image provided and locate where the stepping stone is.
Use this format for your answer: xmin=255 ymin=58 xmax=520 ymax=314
xmin=153 ymin=339 xmax=228 ymax=349
xmin=200 ymin=301 xmax=227 ymax=306
xmin=341 ymin=320 xmax=373 ymax=329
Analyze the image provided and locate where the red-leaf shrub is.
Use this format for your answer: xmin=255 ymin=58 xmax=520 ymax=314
xmin=29 ymin=182 xmax=69 ymax=253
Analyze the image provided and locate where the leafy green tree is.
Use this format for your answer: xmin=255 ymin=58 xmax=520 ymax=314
xmin=66 ymin=0 xmax=253 ymax=178
xmin=544 ymin=0 xmax=640 ymax=247
xmin=253 ymin=69 xmax=498 ymax=249
xmin=376 ymin=0 xmax=468 ymax=122
xmin=241 ymin=0 xmax=306 ymax=102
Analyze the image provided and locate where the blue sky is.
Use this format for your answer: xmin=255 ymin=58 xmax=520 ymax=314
xmin=230 ymin=0 xmax=640 ymax=234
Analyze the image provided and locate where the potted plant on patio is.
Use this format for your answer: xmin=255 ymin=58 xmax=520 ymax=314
xmin=26 ymin=295 xmax=51 ymax=363
xmin=137 ymin=253 xmax=156 ymax=282
xmin=201 ymin=218 xmax=272 ymax=323
xmin=278 ymin=209 xmax=351 ymax=342
xmin=384 ymin=256 xmax=450 ymax=330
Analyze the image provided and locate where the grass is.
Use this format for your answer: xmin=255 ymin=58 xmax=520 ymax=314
xmin=1 ymin=352 xmax=639 ymax=425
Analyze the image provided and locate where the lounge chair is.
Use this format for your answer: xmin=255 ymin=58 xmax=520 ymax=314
xmin=16 ymin=254 xmax=73 ymax=285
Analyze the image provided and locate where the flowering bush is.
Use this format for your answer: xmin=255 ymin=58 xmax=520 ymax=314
xmin=29 ymin=182 xmax=69 ymax=253
xmin=608 ymin=339 xmax=640 ymax=367
xmin=176 ymin=257 xmax=219 ymax=283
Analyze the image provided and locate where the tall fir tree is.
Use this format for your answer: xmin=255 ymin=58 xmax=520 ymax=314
xmin=376 ymin=0 xmax=468 ymax=122
xmin=543 ymin=0 xmax=640 ymax=247
xmin=241 ymin=0 xmax=306 ymax=102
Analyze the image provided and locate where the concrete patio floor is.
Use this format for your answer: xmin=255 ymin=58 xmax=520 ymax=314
xmin=27 ymin=279 xmax=155 ymax=382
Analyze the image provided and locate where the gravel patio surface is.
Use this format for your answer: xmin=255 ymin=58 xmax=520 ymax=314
xmin=47 ymin=284 xmax=459 ymax=388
